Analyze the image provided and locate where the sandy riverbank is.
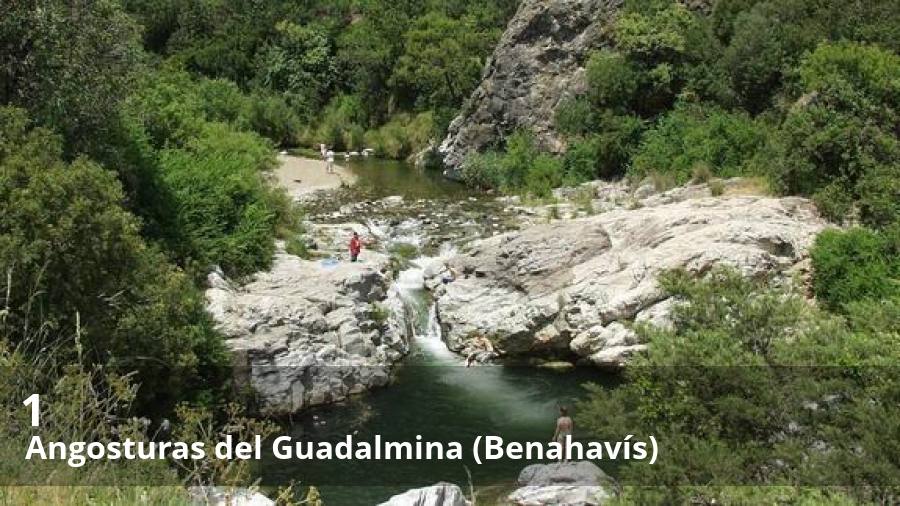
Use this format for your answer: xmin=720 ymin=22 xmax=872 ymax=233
xmin=274 ymin=154 xmax=357 ymax=198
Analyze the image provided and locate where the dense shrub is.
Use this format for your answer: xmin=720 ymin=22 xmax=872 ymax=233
xmin=811 ymin=228 xmax=900 ymax=311
xmin=363 ymin=112 xmax=435 ymax=159
xmin=563 ymin=114 xmax=645 ymax=182
xmin=629 ymin=103 xmax=768 ymax=184
xmin=158 ymin=124 xmax=284 ymax=277
xmin=585 ymin=51 xmax=641 ymax=112
xmin=771 ymin=43 xmax=900 ymax=228
xmin=461 ymin=151 xmax=504 ymax=190
xmin=0 ymin=107 xmax=228 ymax=408
xmin=578 ymin=268 xmax=900 ymax=504
xmin=555 ymin=97 xmax=596 ymax=137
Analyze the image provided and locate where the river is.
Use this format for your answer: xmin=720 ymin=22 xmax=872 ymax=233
xmin=263 ymin=158 xmax=615 ymax=505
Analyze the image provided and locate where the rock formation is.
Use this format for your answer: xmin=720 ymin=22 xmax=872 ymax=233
xmin=205 ymin=228 xmax=410 ymax=415
xmin=509 ymin=461 xmax=616 ymax=505
xmin=377 ymin=483 xmax=468 ymax=506
xmin=439 ymin=0 xmax=623 ymax=177
xmin=428 ymin=183 xmax=828 ymax=366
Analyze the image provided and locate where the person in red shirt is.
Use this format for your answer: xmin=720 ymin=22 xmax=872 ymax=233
xmin=349 ymin=231 xmax=362 ymax=262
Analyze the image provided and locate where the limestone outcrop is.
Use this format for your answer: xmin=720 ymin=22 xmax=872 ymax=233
xmin=429 ymin=186 xmax=828 ymax=366
xmin=378 ymin=483 xmax=468 ymax=506
xmin=205 ymin=239 xmax=409 ymax=415
xmin=508 ymin=461 xmax=616 ymax=505
xmin=439 ymin=0 xmax=623 ymax=176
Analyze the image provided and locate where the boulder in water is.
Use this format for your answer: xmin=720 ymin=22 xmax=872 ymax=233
xmin=508 ymin=461 xmax=616 ymax=505
xmin=378 ymin=483 xmax=468 ymax=506
xmin=188 ymin=486 xmax=274 ymax=506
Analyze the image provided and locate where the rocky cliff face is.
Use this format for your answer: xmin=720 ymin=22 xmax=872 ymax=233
xmin=205 ymin=227 xmax=410 ymax=415
xmin=438 ymin=0 xmax=622 ymax=176
xmin=427 ymin=183 xmax=828 ymax=366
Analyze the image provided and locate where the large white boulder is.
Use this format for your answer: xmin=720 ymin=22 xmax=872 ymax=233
xmin=378 ymin=483 xmax=468 ymax=506
xmin=206 ymin=243 xmax=410 ymax=415
xmin=508 ymin=461 xmax=616 ymax=505
xmin=431 ymin=194 xmax=827 ymax=365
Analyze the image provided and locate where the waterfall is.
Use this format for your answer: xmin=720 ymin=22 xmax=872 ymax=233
xmin=389 ymin=247 xmax=461 ymax=364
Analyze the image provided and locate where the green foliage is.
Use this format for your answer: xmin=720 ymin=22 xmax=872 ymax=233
xmin=771 ymin=42 xmax=900 ymax=228
xmin=391 ymin=13 xmax=500 ymax=112
xmin=0 ymin=0 xmax=144 ymax=158
xmin=563 ymin=114 xmax=645 ymax=182
xmin=811 ymin=228 xmax=900 ymax=311
xmin=157 ymin=125 xmax=282 ymax=277
xmin=585 ymin=51 xmax=641 ymax=112
xmin=630 ymin=102 xmax=769 ymax=184
xmin=578 ymin=268 xmax=900 ymax=503
xmin=363 ymin=112 xmax=435 ymax=159
xmin=555 ymin=98 xmax=596 ymax=137
xmin=0 ymin=107 xmax=228 ymax=408
xmin=253 ymin=21 xmax=334 ymax=121
xmin=461 ymin=152 xmax=505 ymax=190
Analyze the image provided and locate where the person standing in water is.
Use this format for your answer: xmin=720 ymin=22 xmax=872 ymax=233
xmin=553 ymin=406 xmax=574 ymax=462
xmin=349 ymin=231 xmax=362 ymax=262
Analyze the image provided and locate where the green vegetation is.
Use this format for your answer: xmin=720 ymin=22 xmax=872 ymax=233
xmin=579 ymin=268 xmax=900 ymax=504
xmin=811 ymin=228 xmax=900 ymax=311
xmin=120 ymin=0 xmax=518 ymax=157
xmin=462 ymin=0 xmax=899 ymax=218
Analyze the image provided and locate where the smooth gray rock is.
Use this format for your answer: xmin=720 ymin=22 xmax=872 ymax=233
xmin=206 ymin=245 xmax=409 ymax=415
xmin=439 ymin=0 xmax=624 ymax=176
xmin=508 ymin=462 xmax=615 ymax=505
xmin=378 ymin=483 xmax=468 ymax=506
xmin=188 ymin=486 xmax=274 ymax=506
xmin=430 ymin=194 xmax=827 ymax=365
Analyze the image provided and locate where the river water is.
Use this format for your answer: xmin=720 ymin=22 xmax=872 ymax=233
xmin=263 ymin=159 xmax=614 ymax=505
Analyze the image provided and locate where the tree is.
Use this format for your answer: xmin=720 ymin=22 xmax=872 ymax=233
xmin=771 ymin=43 xmax=900 ymax=228
xmin=0 ymin=107 xmax=227 ymax=408
xmin=391 ymin=13 xmax=498 ymax=112
xmin=0 ymin=0 xmax=145 ymax=158
xmin=253 ymin=21 xmax=334 ymax=121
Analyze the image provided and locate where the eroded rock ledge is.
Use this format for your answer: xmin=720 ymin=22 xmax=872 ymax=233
xmin=427 ymin=186 xmax=828 ymax=367
xmin=205 ymin=233 xmax=410 ymax=415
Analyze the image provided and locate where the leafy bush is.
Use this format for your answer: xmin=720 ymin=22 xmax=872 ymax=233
xmin=157 ymin=126 xmax=283 ymax=277
xmin=523 ymin=154 xmax=565 ymax=198
xmin=585 ymin=50 xmax=641 ymax=111
xmin=363 ymin=112 xmax=435 ymax=159
xmin=629 ymin=102 xmax=768 ymax=184
xmin=555 ymin=97 xmax=595 ymax=137
xmin=461 ymin=151 xmax=505 ymax=190
xmin=578 ymin=268 xmax=900 ymax=504
xmin=247 ymin=91 xmax=302 ymax=147
xmin=771 ymin=43 xmax=900 ymax=228
xmin=562 ymin=114 xmax=644 ymax=182
xmin=811 ymin=228 xmax=900 ymax=310
xmin=0 ymin=107 xmax=228 ymax=408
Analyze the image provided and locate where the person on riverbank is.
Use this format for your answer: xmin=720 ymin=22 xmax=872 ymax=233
xmin=349 ymin=231 xmax=362 ymax=262
xmin=553 ymin=406 xmax=574 ymax=462
xmin=326 ymin=149 xmax=335 ymax=174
